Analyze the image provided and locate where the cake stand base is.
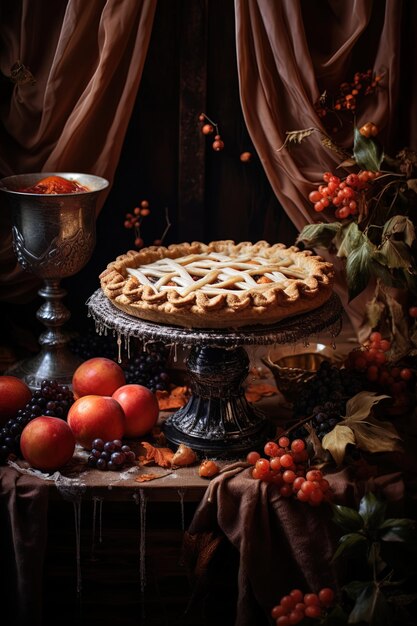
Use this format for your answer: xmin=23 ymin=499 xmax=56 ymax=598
xmin=163 ymin=345 xmax=275 ymax=457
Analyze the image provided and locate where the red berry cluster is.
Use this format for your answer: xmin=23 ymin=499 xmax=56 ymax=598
xmin=247 ymin=437 xmax=331 ymax=506
xmin=308 ymin=170 xmax=379 ymax=219
xmin=345 ymin=331 xmax=414 ymax=409
xmin=315 ymin=69 xmax=383 ymax=118
xmin=199 ymin=113 xmax=224 ymax=151
xmin=271 ymin=587 xmax=335 ymax=625
xmin=123 ymin=199 xmax=151 ymax=248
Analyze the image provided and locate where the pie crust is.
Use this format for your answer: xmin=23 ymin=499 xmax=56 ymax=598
xmin=99 ymin=240 xmax=334 ymax=329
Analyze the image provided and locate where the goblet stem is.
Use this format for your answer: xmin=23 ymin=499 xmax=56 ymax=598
xmin=6 ymin=279 xmax=83 ymax=389
xmin=37 ymin=279 xmax=72 ymax=347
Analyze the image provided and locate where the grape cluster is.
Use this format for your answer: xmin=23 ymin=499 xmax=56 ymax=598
xmin=293 ymin=361 xmax=363 ymax=419
xmin=271 ymin=587 xmax=335 ymax=625
xmin=0 ymin=379 xmax=75 ymax=464
xmin=247 ymin=437 xmax=331 ymax=507
xmin=308 ymin=170 xmax=379 ymax=218
xmin=87 ymin=438 xmax=136 ymax=471
xmin=69 ymin=329 xmax=118 ymax=361
xmin=124 ymin=343 xmax=170 ymax=393
xmin=311 ymin=401 xmax=344 ymax=440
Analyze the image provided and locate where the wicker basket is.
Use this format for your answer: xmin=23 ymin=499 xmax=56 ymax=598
xmin=261 ymin=343 xmax=338 ymax=402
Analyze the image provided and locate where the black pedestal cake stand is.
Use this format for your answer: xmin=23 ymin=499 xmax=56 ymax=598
xmin=87 ymin=289 xmax=343 ymax=457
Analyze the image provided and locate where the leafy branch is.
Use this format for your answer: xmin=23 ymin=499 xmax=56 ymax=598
xmin=321 ymin=391 xmax=402 ymax=466
xmin=330 ymin=493 xmax=417 ymax=625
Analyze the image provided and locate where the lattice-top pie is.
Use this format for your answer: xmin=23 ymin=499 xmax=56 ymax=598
xmin=99 ymin=240 xmax=334 ymax=329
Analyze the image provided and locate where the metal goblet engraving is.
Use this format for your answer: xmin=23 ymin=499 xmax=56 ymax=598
xmin=0 ymin=172 xmax=109 ymax=389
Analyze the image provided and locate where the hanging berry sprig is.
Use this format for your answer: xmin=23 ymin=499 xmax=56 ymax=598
xmin=123 ymin=200 xmax=171 ymax=249
xmin=315 ymin=69 xmax=384 ymax=121
xmin=198 ymin=112 xmax=224 ymax=151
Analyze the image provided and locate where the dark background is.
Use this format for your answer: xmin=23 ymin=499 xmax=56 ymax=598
xmin=61 ymin=0 xmax=297 ymax=334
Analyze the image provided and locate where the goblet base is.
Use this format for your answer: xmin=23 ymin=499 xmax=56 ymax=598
xmin=6 ymin=346 xmax=83 ymax=390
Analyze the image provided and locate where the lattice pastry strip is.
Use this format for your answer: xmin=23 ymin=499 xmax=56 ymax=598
xmin=126 ymin=252 xmax=306 ymax=297
xmin=99 ymin=240 xmax=335 ymax=329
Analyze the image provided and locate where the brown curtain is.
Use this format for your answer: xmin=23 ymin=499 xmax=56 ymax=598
xmin=235 ymin=0 xmax=408 ymax=339
xmin=0 ymin=0 xmax=157 ymax=302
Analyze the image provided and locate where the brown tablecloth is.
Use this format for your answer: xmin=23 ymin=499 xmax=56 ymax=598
xmin=0 ymin=465 xmax=49 ymax=626
xmin=183 ymin=453 xmax=417 ymax=626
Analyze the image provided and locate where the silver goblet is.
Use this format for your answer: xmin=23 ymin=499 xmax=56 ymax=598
xmin=0 ymin=172 xmax=109 ymax=389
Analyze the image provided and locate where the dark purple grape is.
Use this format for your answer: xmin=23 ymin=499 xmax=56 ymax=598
xmin=92 ymin=438 xmax=104 ymax=451
xmin=110 ymin=451 xmax=125 ymax=466
xmin=87 ymin=455 xmax=97 ymax=467
xmin=96 ymin=458 xmax=107 ymax=470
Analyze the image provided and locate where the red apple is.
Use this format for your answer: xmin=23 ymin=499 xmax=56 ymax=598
xmin=67 ymin=394 xmax=126 ymax=449
xmin=0 ymin=376 xmax=32 ymax=426
xmin=112 ymin=384 xmax=159 ymax=438
xmin=20 ymin=416 xmax=76 ymax=472
xmin=72 ymin=357 xmax=126 ymax=398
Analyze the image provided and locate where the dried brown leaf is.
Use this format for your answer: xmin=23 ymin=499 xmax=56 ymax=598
xmin=245 ymin=382 xmax=278 ymax=403
xmin=135 ymin=472 xmax=170 ymax=483
xmin=322 ymin=425 xmax=356 ymax=466
xmin=344 ymin=391 xmax=391 ymax=422
xmin=156 ymin=386 xmax=190 ymax=410
xmin=276 ymin=127 xmax=319 ymax=152
xmin=140 ymin=442 xmax=174 ymax=468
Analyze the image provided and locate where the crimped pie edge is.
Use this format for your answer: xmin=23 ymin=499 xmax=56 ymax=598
xmin=99 ymin=240 xmax=334 ymax=329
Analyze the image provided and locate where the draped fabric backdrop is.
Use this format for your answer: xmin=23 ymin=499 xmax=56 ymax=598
xmin=235 ymin=0 xmax=414 ymax=338
xmin=0 ymin=0 xmax=157 ymax=303
xmin=1 ymin=0 xmax=415 ymax=338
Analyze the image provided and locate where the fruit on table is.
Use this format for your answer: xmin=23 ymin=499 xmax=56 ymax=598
xmin=67 ymin=395 xmax=126 ymax=449
xmin=0 ymin=376 xmax=32 ymax=427
xmin=18 ymin=175 xmax=88 ymax=194
xmin=72 ymin=357 xmax=126 ymax=398
xmin=112 ymin=384 xmax=159 ymax=437
xmin=198 ymin=459 xmax=220 ymax=478
xmin=87 ymin=438 xmax=136 ymax=471
xmin=20 ymin=416 xmax=76 ymax=472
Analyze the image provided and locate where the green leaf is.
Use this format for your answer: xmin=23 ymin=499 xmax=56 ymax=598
xmin=347 ymin=581 xmax=391 ymax=625
xmin=382 ymin=215 xmax=416 ymax=247
xmin=401 ymin=268 xmax=417 ymax=296
xmin=358 ymin=493 xmax=387 ymax=529
xmin=343 ymin=579 xmax=373 ymax=600
xmin=331 ymin=503 xmax=364 ymax=532
xmin=353 ymin=127 xmax=384 ymax=172
xmin=332 ymin=532 xmax=368 ymax=562
xmin=335 ymin=222 xmax=362 ymax=258
xmin=296 ymin=222 xmax=342 ymax=249
xmin=320 ymin=604 xmax=350 ymax=626
xmin=379 ymin=518 xmax=416 ymax=542
xmin=345 ymin=236 xmax=375 ymax=301
xmin=369 ymin=259 xmax=406 ymax=289
xmin=322 ymin=425 xmax=355 ymax=465
xmin=376 ymin=239 xmax=413 ymax=269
